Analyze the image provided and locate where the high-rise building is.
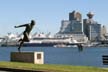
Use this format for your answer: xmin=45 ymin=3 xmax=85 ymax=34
xmin=59 ymin=11 xmax=83 ymax=34
xmin=59 ymin=20 xmax=83 ymax=34
xmin=88 ymin=24 xmax=101 ymax=41
xmin=70 ymin=20 xmax=83 ymax=33
xmin=59 ymin=14 xmax=83 ymax=34
xmin=56 ymin=11 xmax=87 ymax=42
xmin=101 ymin=25 xmax=107 ymax=36
xmin=101 ymin=25 xmax=107 ymax=40
xmin=59 ymin=20 xmax=71 ymax=33
xmin=83 ymin=12 xmax=101 ymax=41
xmin=69 ymin=10 xmax=82 ymax=22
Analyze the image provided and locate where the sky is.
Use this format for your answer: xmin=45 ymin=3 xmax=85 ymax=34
xmin=0 ymin=0 xmax=108 ymax=36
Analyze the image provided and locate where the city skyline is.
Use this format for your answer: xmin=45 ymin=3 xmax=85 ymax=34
xmin=0 ymin=0 xmax=108 ymax=35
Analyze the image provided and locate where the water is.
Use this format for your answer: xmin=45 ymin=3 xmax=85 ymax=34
xmin=0 ymin=47 xmax=108 ymax=67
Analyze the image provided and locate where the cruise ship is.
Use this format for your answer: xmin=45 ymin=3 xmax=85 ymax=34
xmin=1 ymin=33 xmax=82 ymax=47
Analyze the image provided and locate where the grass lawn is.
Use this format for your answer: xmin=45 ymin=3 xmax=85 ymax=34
xmin=0 ymin=61 xmax=107 ymax=72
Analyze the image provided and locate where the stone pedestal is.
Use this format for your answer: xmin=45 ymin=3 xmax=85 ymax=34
xmin=11 ymin=52 xmax=44 ymax=64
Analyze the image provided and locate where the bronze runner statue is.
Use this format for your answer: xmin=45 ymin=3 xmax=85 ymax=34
xmin=14 ymin=20 xmax=35 ymax=52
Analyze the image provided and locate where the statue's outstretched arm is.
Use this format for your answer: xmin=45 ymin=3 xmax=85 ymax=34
xmin=14 ymin=23 xmax=29 ymax=28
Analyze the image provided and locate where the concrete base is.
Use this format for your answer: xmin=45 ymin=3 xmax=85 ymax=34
xmin=11 ymin=52 xmax=44 ymax=64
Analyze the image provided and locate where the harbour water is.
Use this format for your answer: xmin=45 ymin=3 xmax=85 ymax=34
xmin=0 ymin=47 xmax=108 ymax=67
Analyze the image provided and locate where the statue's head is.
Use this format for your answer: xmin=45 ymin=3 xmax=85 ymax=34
xmin=31 ymin=20 xmax=35 ymax=26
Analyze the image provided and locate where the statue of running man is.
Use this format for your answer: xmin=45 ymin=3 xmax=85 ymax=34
xmin=14 ymin=20 xmax=35 ymax=52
